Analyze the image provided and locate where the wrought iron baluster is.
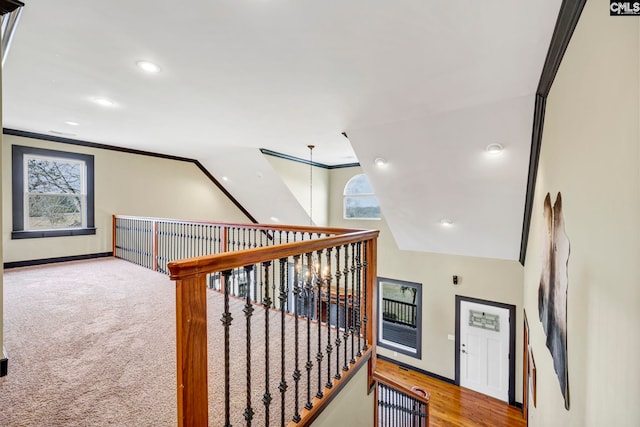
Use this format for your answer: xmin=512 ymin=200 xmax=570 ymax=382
xmin=173 ymin=222 xmax=178 ymax=264
xmin=157 ymin=222 xmax=162 ymax=273
xmin=208 ymin=225 xmax=212 ymax=255
xmin=304 ymin=252 xmax=313 ymax=411
xmin=242 ymin=227 xmax=247 ymax=250
xmin=181 ymin=222 xmax=186 ymax=260
xmin=190 ymin=223 xmax=194 ymax=258
xmin=262 ymin=261 xmax=273 ymax=426
xmin=271 ymin=260 xmax=276 ymax=317
xmin=315 ymin=249 xmax=324 ymax=400
xmin=291 ymin=255 xmax=301 ymax=423
xmin=134 ymin=219 xmax=139 ymax=265
xmin=334 ymin=245 xmax=342 ymax=380
xmin=129 ymin=218 xmax=133 ymax=264
xmin=278 ymin=258 xmax=288 ymax=427
xmin=243 ymin=265 xmax=255 ymax=425
xmin=139 ymin=219 xmax=143 ymax=265
xmin=213 ymin=225 xmax=218 ymax=253
xmin=149 ymin=220 xmax=153 ymax=269
xmin=199 ymin=224 xmax=204 ymax=256
xmin=221 ymin=269 xmax=233 ymax=427
xmin=324 ymin=248 xmax=333 ymax=389
xmin=122 ymin=218 xmax=126 ymax=261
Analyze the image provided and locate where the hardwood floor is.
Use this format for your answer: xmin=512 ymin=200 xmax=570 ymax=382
xmin=375 ymin=358 xmax=526 ymax=427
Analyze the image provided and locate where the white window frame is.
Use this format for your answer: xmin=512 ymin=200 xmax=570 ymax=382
xmin=343 ymin=173 xmax=381 ymax=220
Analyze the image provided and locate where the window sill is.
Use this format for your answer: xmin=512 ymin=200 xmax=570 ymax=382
xmin=11 ymin=228 xmax=97 ymax=240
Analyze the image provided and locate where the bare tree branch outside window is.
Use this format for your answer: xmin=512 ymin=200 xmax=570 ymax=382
xmin=26 ymin=157 xmax=85 ymax=229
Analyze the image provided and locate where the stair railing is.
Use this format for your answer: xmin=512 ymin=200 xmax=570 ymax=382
xmin=374 ymin=371 xmax=430 ymax=427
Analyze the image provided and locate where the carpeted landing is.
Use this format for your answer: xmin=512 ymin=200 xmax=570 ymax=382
xmin=0 ymin=258 xmax=358 ymax=426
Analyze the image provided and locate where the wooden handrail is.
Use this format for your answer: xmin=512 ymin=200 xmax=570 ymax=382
xmin=168 ymin=229 xmax=379 ymax=279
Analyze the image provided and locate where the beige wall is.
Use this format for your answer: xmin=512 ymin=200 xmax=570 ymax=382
xmin=265 ymin=154 xmax=329 ymax=226
xmin=310 ymin=362 xmax=373 ymax=427
xmin=2 ymin=134 xmax=250 ymax=263
xmin=523 ymin=2 xmax=640 ymax=426
xmin=329 ymin=166 xmax=525 ymax=401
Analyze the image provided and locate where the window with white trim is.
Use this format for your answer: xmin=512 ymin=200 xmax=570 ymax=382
xmin=12 ymin=145 xmax=95 ymax=239
xmin=343 ymin=173 xmax=381 ymax=220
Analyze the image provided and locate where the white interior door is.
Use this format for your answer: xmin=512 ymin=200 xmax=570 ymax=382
xmin=460 ymin=300 xmax=510 ymax=402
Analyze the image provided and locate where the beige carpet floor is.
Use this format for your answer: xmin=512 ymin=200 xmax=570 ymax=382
xmin=0 ymin=258 xmax=358 ymax=426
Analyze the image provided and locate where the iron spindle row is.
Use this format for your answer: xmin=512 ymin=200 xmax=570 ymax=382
xmin=115 ymin=217 xmax=153 ymax=269
xmin=382 ymin=298 xmax=417 ymax=327
xmin=155 ymin=221 xmax=223 ymax=274
xmin=377 ymin=382 xmax=428 ymax=427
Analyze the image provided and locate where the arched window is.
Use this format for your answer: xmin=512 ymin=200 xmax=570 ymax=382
xmin=343 ymin=174 xmax=381 ymax=220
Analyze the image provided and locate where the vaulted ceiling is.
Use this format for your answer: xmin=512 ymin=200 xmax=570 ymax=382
xmin=2 ymin=0 xmax=563 ymax=260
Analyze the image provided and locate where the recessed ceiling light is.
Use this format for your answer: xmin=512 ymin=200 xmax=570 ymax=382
xmin=374 ymin=157 xmax=387 ymax=167
xmin=136 ymin=60 xmax=161 ymax=73
xmin=221 ymin=176 xmax=229 ymax=181
xmin=93 ymin=97 xmax=115 ymax=107
xmin=65 ymin=121 xmax=79 ymax=126
xmin=486 ymin=143 xmax=504 ymax=155
xmin=270 ymin=216 xmax=279 ymax=222
xmin=440 ymin=218 xmax=454 ymax=227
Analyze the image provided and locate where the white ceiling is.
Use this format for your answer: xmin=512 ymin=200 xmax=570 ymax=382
xmin=2 ymin=0 xmax=562 ymax=260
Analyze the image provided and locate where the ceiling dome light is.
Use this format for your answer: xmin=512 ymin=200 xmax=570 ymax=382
xmin=93 ymin=97 xmax=115 ymax=107
xmin=65 ymin=120 xmax=79 ymax=126
xmin=221 ymin=176 xmax=229 ymax=182
xmin=136 ymin=60 xmax=161 ymax=73
xmin=374 ymin=157 xmax=387 ymax=167
xmin=440 ymin=218 xmax=454 ymax=227
xmin=270 ymin=216 xmax=279 ymax=222
xmin=486 ymin=143 xmax=504 ymax=155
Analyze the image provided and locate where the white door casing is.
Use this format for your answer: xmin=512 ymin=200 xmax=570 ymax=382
xmin=459 ymin=300 xmax=510 ymax=402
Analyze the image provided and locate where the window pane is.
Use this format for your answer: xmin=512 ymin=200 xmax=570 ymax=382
xmin=27 ymin=194 xmax=84 ymax=229
xmin=345 ymin=196 xmax=381 ymax=219
xmin=27 ymin=158 xmax=82 ymax=194
xmin=344 ymin=174 xmax=374 ymax=195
